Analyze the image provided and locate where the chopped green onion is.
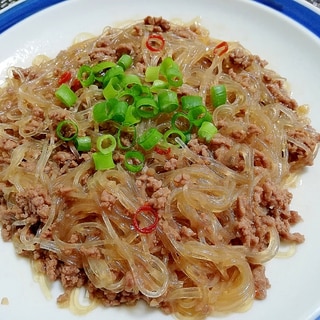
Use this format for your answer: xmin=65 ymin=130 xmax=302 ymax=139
xmin=120 ymin=74 xmax=141 ymax=89
xmin=129 ymin=83 xmax=144 ymax=97
xmin=181 ymin=95 xmax=203 ymax=111
xmin=210 ymin=84 xmax=226 ymax=107
xmin=56 ymin=120 xmax=78 ymax=141
xmin=159 ymin=57 xmax=176 ymax=74
xmin=117 ymin=54 xmax=133 ymax=71
xmin=103 ymin=77 xmax=122 ymax=99
xmin=107 ymin=99 xmax=128 ymax=123
xmin=102 ymin=65 xmax=125 ymax=87
xmin=74 ymin=136 xmax=92 ymax=152
xmin=77 ymin=65 xmax=95 ymax=87
xmin=137 ymin=128 xmax=163 ymax=150
xmin=158 ymin=90 xmax=179 ymax=113
xmin=150 ymin=79 xmax=169 ymax=93
xmin=171 ymin=112 xmax=192 ymax=133
xmin=124 ymin=105 xmax=141 ymax=125
xmin=188 ymin=105 xmax=212 ymax=127
xmin=165 ymin=67 xmax=183 ymax=87
xmin=92 ymin=61 xmax=116 ymax=74
xmin=135 ymin=97 xmax=159 ymax=119
xmin=124 ymin=150 xmax=145 ymax=172
xmin=198 ymin=121 xmax=218 ymax=142
xmin=55 ymin=84 xmax=77 ymax=107
xmin=159 ymin=57 xmax=183 ymax=87
xmin=93 ymin=101 xmax=109 ymax=123
xmin=92 ymin=61 xmax=116 ymax=82
xmin=145 ymin=66 xmax=160 ymax=82
xmin=139 ymin=85 xmax=152 ymax=98
xmin=92 ymin=152 xmax=115 ymax=170
xmin=96 ymin=134 xmax=116 ymax=154
xmin=118 ymin=90 xmax=136 ymax=105
xmin=163 ymin=129 xmax=186 ymax=145
xmin=184 ymin=132 xmax=192 ymax=143
xmin=117 ymin=125 xmax=136 ymax=150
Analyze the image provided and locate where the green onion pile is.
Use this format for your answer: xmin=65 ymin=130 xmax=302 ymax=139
xmin=55 ymin=54 xmax=227 ymax=172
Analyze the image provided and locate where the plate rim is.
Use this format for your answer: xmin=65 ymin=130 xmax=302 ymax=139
xmin=0 ymin=0 xmax=320 ymax=320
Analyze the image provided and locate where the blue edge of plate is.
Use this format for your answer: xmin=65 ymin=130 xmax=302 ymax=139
xmin=0 ymin=0 xmax=320 ymax=319
xmin=0 ymin=0 xmax=319 ymax=36
xmin=0 ymin=0 xmax=67 ymax=34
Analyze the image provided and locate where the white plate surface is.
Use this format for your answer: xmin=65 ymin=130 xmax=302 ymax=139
xmin=0 ymin=1 xmax=320 ymax=320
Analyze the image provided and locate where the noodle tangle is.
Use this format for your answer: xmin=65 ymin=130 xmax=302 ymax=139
xmin=0 ymin=16 xmax=319 ymax=320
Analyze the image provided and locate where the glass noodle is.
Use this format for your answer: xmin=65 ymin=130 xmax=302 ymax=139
xmin=0 ymin=17 xmax=319 ymax=320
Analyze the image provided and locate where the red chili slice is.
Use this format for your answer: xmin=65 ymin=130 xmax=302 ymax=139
xmin=58 ymin=71 xmax=72 ymax=85
xmin=71 ymin=78 xmax=82 ymax=92
xmin=154 ymin=145 xmax=171 ymax=155
xmin=146 ymin=34 xmax=165 ymax=52
xmin=213 ymin=41 xmax=229 ymax=56
xmin=133 ymin=205 xmax=159 ymax=234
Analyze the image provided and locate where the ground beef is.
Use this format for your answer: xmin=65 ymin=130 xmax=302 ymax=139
xmin=144 ymin=16 xmax=171 ymax=32
xmin=86 ymin=281 xmax=142 ymax=307
xmin=0 ymin=16 xmax=319 ymax=318
xmin=251 ymin=264 xmax=270 ymax=300
xmin=229 ymin=48 xmax=255 ymax=69
xmin=60 ymin=264 xmax=86 ymax=289
xmin=188 ymin=138 xmax=210 ymax=157
xmin=263 ymin=74 xmax=298 ymax=110
xmin=287 ymin=127 xmax=319 ymax=170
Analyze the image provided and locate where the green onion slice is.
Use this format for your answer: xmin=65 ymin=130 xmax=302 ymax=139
xmin=92 ymin=61 xmax=116 ymax=82
xmin=92 ymin=61 xmax=116 ymax=73
xmin=124 ymin=150 xmax=145 ymax=173
xmin=137 ymin=128 xmax=163 ymax=150
xmin=120 ymin=74 xmax=141 ymax=89
xmin=56 ymin=120 xmax=78 ymax=141
xmin=117 ymin=125 xmax=136 ymax=150
xmin=181 ymin=95 xmax=203 ymax=111
xmin=145 ymin=66 xmax=160 ymax=82
xmin=102 ymin=65 xmax=125 ymax=87
xmin=198 ymin=121 xmax=218 ymax=142
xmin=158 ymin=90 xmax=179 ymax=113
xmin=188 ymin=105 xmax=212 ymax=127
xmin=117 ymin=54 xmax=133 ymax=71
xmin=171 ymin=112 xmax=192 ymax=133
xmin=139 ymin=85 xmax=152 ymax=98
xmin=96 ymin=134 xmax=116 ymax=154
xmin=103 ymin=77 xmax=122 ymax=100
xmin=55 ymin=84 xmax=77 ymax=107
xmin=92 ymin=152 xmax=115 ymax=171
xmin=210 ymin=84 xmax=227 ymax=107
xmin=118 ymin=90 xmax=136 ymax=105
xmin=124 ymin=105 xmax=141 ymax=126
xmin=165 ymin=67 xmax=183 ymax=87
xmin=77 ymin=65 xmax=95 ymax=87
xmin=159 ymin=57 xmax=183 ymax=87
xmin=74 ymin=136 xmax=92 ymax=152
xmin=93 ymin=101 xmax=109 ymax=123
xmin=107 ymin=99 xmax=128 ymax=123
xmin=135 ymin=97 xmax=159 ymax=119
xmin=160 ymin=57 xmax=176 ymax=74
xmin=163 ymin=129 xmax=186 ymax=145
xmin=150 ymin=79 xmax=169 ymax=93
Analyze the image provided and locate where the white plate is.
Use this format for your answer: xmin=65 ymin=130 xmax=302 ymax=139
xmin=0 ymin=1 xmax=320 ymax=320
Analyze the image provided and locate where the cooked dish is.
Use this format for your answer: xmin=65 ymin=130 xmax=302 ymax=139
xmin=0 ymin=17 xmax=319 ymax=319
